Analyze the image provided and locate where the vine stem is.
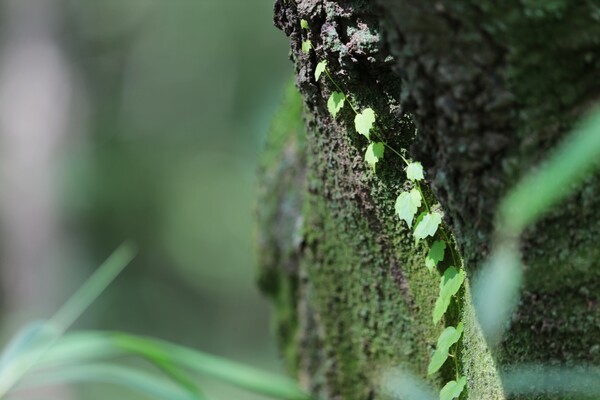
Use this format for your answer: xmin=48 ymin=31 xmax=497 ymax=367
xmin=324 ymin=68 xmax=359 ymax=115
xmin=324 ymin=66 xmax=410 ymax=167
xmin=315 ymin=49 xmax=465 ymax=394
xmin=453 ymin=346 xmax=460 ymax=381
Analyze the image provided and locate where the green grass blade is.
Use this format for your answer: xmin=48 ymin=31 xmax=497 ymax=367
xmin=0 ymin=321 xmax=50 ymax=374
xmin=499 ymin=108 xmax=600 ymax=237
xmin=29 ymin=331 xmax=308 ymax=400
xmin=14 ymin=363 xmax=206 ymax=400
xmin=0 ymin=243 xmax=137 ymax=398
xmin=113 ymin=334 xmax=311 ymax=400
xmin=50 ymin=242 xmax=137 ymax=334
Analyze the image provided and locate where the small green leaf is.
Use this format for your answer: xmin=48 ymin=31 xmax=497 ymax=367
xmin=315 ymin=60 xmax=327 ymax=81
xmin=354 ymin=108 xmax=376 ymax=139
xmin=433 ymin=267 xmax=466 ymax=324
xmin=395 ymin=189 xmax=422 ymax=227
xmin=301 ymin=40 xmax=312 ymax=53
xmin=427 ymin=323 xmax=464 ymax=375
xmin=327 ymin=91 xmax=345 ymax=117
xmin=300 ymin=19 xmax=309 ymax=30
xmin=365 ymin=142 xmax=384 ymax=170
xmin=425 ymin=240 xmax=446 ymax=272
xmin=414 ymin=212 xmax=442 ymax=243
xmin=439 ymin=376 xmax=467 ymax=400
xmin=406 ymin=162 xmax=424 ymax=181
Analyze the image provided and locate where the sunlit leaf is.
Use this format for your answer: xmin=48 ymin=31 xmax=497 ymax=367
xmin=395 ymin=189 xmax=422 ymax=227
xmin=433 ymin=267 xmax=465 ymax=324
xmin=406 ymin=162 xmax=424 ymax=181
xmin=300 ymin=19 xmax=309 ymax=30
xmin=414 ymin=212 xmax=442 ymax=243
xmin=354 ymin=108 xmax=376 ymax=139
xmin=365 ymin=143 xmax=384 ymax=170
xmin=439 ymin=376 xmax=467 ymax=400
xmin=301 ymin=40 xmax=312 ymax=53
xmin=327 ymin=91 xmax=345 ymax=118
xmin=425 ymin=240 xmax=446 ymax=272
xmin=427 ymin=323 xmax=463 ymax=375
xmin=315 ymin=60 xmax=327 ymax=81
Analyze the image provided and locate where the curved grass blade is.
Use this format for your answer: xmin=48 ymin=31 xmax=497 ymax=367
xmin=24 ymin=331 xmax=309 ymax=400
xmin=0 ymin=243 xmax=137 ymax=398
xmin=113 ymin=334 xmax=311 ymax=400
xmin=499 ymin=108 xmax=600 ymax=237
xmin=14 ymin=363 xmax=205 ymax=400
xmin=0 ymin=321 xmax=51 ymax=374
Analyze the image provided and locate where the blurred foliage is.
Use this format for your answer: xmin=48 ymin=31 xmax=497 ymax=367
xmin=3 ymin=0 xmax=293 ymax=399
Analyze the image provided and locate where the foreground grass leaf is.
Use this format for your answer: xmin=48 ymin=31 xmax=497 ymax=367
xmin=395 ymin=189 xmax=422 ymax=227
xmin=354 ymin=108 xmax=376 ymax=139
xmin=433 ymin=267 xmax=465 ymax=324
xmin=380 ymin=368 xmax=437 ymax=400
xmin=439 ymin=376 xmax=467 ymax=400
xmin=115 ymin=334 xmax=311 ymax=400
xmin=315 ymin=60 xmax=327 ymax=81
xmin=327 ymin=91 xmax=345 ymax=118
xmin=16 ymin=363 xmax=203 ymax=400
xmin=0 ymin=243 xmax=136 ymax=398
xmin=365 ymin=142 xmax=384 ymax=170
xmin=427 ymin=323 xmax=464 ymax=375
xmin=425 ymin=240 xmax=446 ymax=272
xmin=414 ymin=212 xmax=442 ymax=243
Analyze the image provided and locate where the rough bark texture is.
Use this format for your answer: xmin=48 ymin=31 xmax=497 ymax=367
xmin=258 ymin=1 xmax=600 ymax=399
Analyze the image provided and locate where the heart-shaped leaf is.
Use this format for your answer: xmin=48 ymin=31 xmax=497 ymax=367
xmin=365 ymin=142 xmax=384 ymax=170
xmin=406 ymin=162 xmax=424 ymax=181
xmin=395 ymin=189 xmax=422 ymax=227
xmin=315 ymin=60 xmax=327 ymax=81
xmin=433 ymin=267 xmax=465 ymax=324
xmin=414 ymin=212 xmax=442 ymax=243
xmin=439 ymin=376 xmax=467 ymax=400
xmin=354 ymin=108 xmax=376 ymax=139
xmin=427 ymin=323 xmax=464 ymax=375
xmin=425 ymin=240 xmax=446 ymax=272
xmin=327 ymin=91 xmax=345 ymax=118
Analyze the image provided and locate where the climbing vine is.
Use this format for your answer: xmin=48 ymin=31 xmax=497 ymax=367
xmin=301 ymin=18 xmax=467 ymax=400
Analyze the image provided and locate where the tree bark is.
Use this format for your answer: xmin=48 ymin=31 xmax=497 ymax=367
xmin=258 ymin=1 xmax=600 ymax=399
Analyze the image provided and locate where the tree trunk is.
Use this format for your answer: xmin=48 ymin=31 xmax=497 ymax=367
xmin=257 ymin=1 xmax=600 ymax=399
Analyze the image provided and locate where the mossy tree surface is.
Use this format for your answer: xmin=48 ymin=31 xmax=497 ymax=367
xmin=258 ymin=1 xmax=600 ymax=399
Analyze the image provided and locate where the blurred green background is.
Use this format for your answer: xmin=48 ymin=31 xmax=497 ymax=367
xmin=0 ymin=0 xmax=292 ymax=398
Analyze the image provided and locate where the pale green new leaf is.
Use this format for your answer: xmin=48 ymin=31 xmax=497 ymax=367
xmin=301 ymin=40 xmax=312 ymax=53
xmin=439 ymin=376 xmax=467 ymax=400
xmin=300 ymin=19 xmax=309 ymax=30
xmin=425 ymin=240 xmax=446 ymax=272
xmin=395 ymin=189 xmax=422 ymax=227
xmin=354 ymin=108 xmax=376 ymax=139
xmin=365 ymin=142 xmax=384 ymax=170
xmin=414 ymin=212 xmax=442 ymax=243
xmin=327 ymin=91 xmax=345 ymax=117
xmin=406 ymin=162 xmax=424 ymax=181
xmin=315 ymin=60 xmax=327 ymax=81
xmin=433 ymin=267 xmax=465 ymax=324
xmin=427 ymin=323 xmax=464 ymax=375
